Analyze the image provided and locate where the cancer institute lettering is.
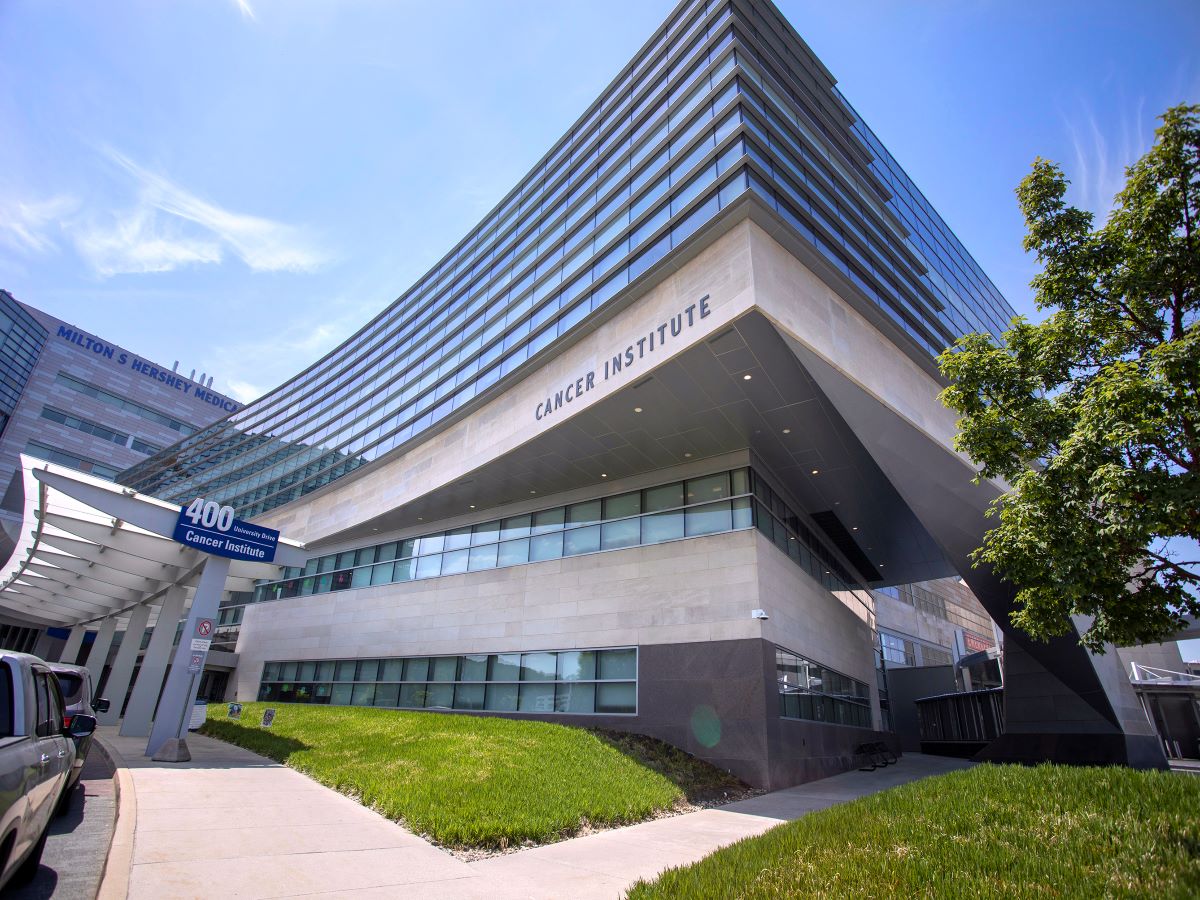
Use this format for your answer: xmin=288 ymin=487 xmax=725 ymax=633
xmin=173 ymin=498 xmax=280 ymax=562
xmin=54 ymin=325 xmax=240 ymax=413
xmin=534 ymin=295 xmax=711 ymax=421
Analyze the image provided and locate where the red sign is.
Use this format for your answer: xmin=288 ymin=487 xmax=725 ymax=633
xmin=197 ymin=619 xmax=213 ymax=637
xmin=963 ymin=631 xmax=993 ymax=653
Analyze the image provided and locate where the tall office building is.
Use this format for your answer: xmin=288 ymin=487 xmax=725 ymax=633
xmin=66 ymin=0 xmax=1161 ymax=782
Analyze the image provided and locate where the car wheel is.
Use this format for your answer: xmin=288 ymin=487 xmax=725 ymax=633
xmin=11 ymin=828 xmax=48 ymax=885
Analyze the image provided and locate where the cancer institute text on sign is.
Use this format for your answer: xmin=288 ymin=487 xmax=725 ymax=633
xmin=533 ymin=295 xmax=711 ymax=422
xmin=173 ymin=498 xmax=280 ymax=562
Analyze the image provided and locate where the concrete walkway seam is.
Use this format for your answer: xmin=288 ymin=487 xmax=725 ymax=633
xmin=94 ymin=735 xmax=136 ymax=900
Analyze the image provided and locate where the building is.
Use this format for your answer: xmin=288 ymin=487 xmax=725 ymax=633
xmin=1119 ymin=640 xmax=1200 ymax=761
xmin=0 ymin=0 xmax=1166 ymax=785
xmin=0 ymin=292 xmax=241 ymax=536
xmin=0 ymin=290 xmax=242 ymax=653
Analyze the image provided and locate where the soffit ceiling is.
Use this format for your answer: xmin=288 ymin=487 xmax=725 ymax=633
xmin=331 ymin=311 xmax=954 ymax=586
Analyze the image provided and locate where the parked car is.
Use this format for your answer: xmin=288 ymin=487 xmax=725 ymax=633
xmin=46 ymin=663 xmax=108 ymax=790
xmin=0 ymin=651 xmax=96 ymax=890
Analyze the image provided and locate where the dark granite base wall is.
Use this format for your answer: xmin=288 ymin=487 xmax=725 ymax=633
xmin=439 ymin=637 xmax=889 ymax=790
xmin=756 ymin=640 xmax=897 ymax=789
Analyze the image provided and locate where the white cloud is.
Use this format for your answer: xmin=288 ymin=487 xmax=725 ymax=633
xmin=232 ymin=0 xmax=256 ymax=22
xmin=70 ymin=149 xmax=330 ymax=278
xmin=210 ymin=287 xmax=386 ymax=402
xmin=74 ymin=206 xmax=222 ymax=276
xmin=225 ymin=378 xmax=266 ymax=404
xmin=1062 ymin=97 xmax=1151 ymax=220
xmin=0 ymin=195 xmax=78 ymax=256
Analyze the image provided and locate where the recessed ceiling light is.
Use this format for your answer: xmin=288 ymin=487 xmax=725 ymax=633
xmin=811 ymin=469 xmax=819 ymax=475
xmin=782 ymin=428 xmax=791 ymax=434
xmin=601 ymin=473 xmax=608 ymax=478
xmin=529 ymin=490 xmax=536 ymax=494
xmin=417 ymin=517 xmax=423 ymax=521
xmin=743 ymin=374 xmax=752 ymax=381
xmin=634 ymin=406 xmax=643 ymax=413
xmin=852 ymin=526 xmax=858 ymax=531
xmin=684 ymin=452 xmax=692 ymax=458
xmin=469 ymin=505 xmax=476 ymax=509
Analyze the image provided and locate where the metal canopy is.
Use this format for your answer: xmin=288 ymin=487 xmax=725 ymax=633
xmin=0 ymin=456 xmax=306 ymax=628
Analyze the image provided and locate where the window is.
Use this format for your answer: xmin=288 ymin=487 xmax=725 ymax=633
xmin=0 ymin=666 xmax=12 ymax=737
xmin=35 ymin=671 xmax=64 ymax=738
xmin=54 ymin=372 xmax=199 ymax=435
xmin=251 ymin=465 xmax=860 ymax=610
xmin=25 ymin=441 xmax=120 ymax=480
xmin=40 ymin=406 xmax=129 ymax=446
xmin=776 ymin=647 xmax=871 ymax=728
xmin=259 ymin=647 xmax=637 ymax=716
xmin=880 ymin=633 xmax=916 ymax=667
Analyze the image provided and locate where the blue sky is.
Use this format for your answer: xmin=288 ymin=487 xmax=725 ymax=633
xmin=2 ymin=2 xmax=1198 ymax=651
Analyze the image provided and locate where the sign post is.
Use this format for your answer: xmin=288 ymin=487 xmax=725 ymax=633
xmin=149 ymin=557 xmax=230 ymax=761
xmin=149 ymin=497 xmax=283 ymax=762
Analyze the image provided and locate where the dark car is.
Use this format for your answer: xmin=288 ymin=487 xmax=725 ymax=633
xmin=46 ymin=664 xmax=108 ymax=790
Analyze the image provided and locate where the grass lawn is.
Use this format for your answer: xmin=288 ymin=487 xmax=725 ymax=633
xmin=200 ymin=702 xmax=744 ymax=849
xmin=629 ymin=763 xmax=1200 ymax=899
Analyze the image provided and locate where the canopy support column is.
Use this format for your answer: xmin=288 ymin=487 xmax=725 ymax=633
xmin=59 ymin=625 xmax=87 ymax=665
xmin=97 ymin=602 xmax=151 ymax=726
xmin=83 ymin=615 xmax=117 ymax=676
xmin=32 ymin=630 xmax=54 ymax=660
xmin=120 ymin=585 xmax=187 ymax=738
xmin=147 ymin=556 xmax=230 ymax=757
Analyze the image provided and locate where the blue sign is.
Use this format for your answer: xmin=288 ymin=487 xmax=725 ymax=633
xmin=173 ymin=498 xmax=279 ymax=562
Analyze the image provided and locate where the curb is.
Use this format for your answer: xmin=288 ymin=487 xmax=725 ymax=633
xmin=93 ymin=736 xmax=136 ymax=900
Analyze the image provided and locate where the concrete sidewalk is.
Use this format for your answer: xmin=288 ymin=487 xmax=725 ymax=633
xmin=97 ymin=727 xmax=972 ymax=899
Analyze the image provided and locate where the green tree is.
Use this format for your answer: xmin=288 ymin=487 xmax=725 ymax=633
xmin=938 ymin=104 xmax=1199 ymax=652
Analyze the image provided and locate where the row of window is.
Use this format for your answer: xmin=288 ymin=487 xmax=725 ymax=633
xmin=844 ymin=101 xmax=1014 ymax=342
xmin=880 ymin=632 xmax=952 ymax=669
xmin=243 ymin=468 xmax=873 ymax=643
xmin=56 ymin=372 xmax=199 ymax=437
xmin=875 ymin=583 xmax=993 ymax=637
xmin=735 ymin=1 xmax=1011 ymax=338
xmin=735 ymin=4 xmax=1011 ymax=339
xmin=132 ymin=8 xmax=969 ymax=516
xmin=121 ymin=3 xmax=741 ymax=510
xmin=122 ymin=0 xmax=1015 ymax=524
xmin=258 ymin=648 xmax=638 ymax=715
xmin=41 ymin=407 xmax=160 ymax=455
xmin=130 ymin=79 xmax=751 ymax=517
xmin=0 ymin=299 xmax=47 ymax=416
xmin=254 ymin=469 xmax=755 ymax=602
xmin=25 ymin=440 xmax=120 ymax=481
xmin=748 ymin=472 xmax=858 ymax=590
xmin=775 ymin=647 xmax=872 ymax=729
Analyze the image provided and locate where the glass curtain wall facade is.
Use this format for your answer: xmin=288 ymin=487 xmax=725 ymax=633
xmin=0 ymin=291 xmax=47 ymax=440
xmin=120 ymin=0 xmax=1016 ymax=520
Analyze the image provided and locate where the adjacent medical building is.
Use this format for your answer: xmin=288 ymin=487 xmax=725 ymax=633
xmin=0 ymin=290 xmax=239 ymax=529
xmin=0 ymin=289 xmax=241 ymax=648
xmin=0 ymin=0 xmax=1166 ymax=785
